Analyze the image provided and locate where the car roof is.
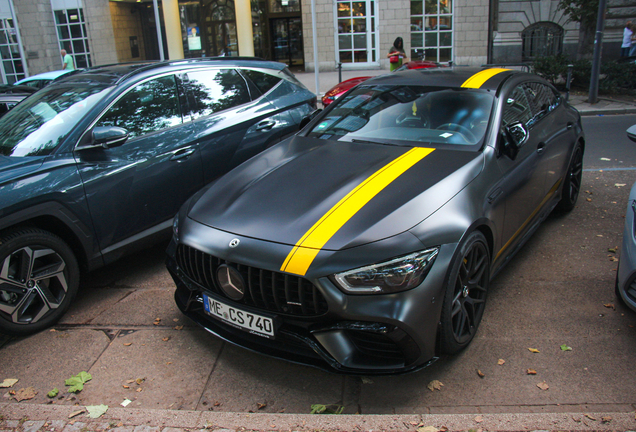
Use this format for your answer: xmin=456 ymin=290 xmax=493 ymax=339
xmin=15 ymin=69 xmax=74 ymax=85
xmin=363 ymin=67 xmax=524 ymax=92
xmin=55 ymin=57 xmax=288 ymax=87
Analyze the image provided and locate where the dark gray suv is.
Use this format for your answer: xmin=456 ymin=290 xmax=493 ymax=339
xmin=0 ymin=58 xmax=316 ymax=335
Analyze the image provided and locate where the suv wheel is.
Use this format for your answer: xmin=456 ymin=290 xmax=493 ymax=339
xmin=0 ymin=228 xmax=79 ymax=335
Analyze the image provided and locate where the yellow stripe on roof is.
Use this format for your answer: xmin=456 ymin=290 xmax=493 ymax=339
xmin=461 ymin=68 xmax=510 ymax=89
xmin=280 ymin=147 xmax=434 ymax=276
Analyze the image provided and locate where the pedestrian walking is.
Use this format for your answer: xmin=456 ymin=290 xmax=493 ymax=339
xmin=622 ymin=21 xmax=632 ymax=57
xmin=61 ymin=49 xmax=75 ymax=70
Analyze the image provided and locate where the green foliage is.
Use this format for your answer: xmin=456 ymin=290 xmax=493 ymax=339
xmin=532 ymin=55 xmax=636 ymax=94
xmin=557 ymin=0 xmax=600 ymax=28
xmin=310 ymin=404 xmax=345 ymax=414
xmin=47 ymin=388 xmax=59 ymax=398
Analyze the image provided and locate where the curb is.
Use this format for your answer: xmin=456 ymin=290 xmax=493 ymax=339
xmin=1 ymin=403 xmax=635 ymax=431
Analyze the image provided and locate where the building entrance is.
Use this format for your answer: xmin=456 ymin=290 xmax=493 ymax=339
xmin=270 ymin=17 xmax=303 ymax=68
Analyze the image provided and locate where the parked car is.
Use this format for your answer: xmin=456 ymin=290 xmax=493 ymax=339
xmin=0 ymin=85 xmax=37 ymax=117
xmin=321 ymin=60 xmax=442 ymax=106
xmin=14 ymin=69 xmax=80 ymax=89
xmin=616 ymin=125 xmax=636 ymax=312
xmin=0 ymin=58 xmax=316 ymax=335
xmin=167 ymin=67 xmax=585 ymax=374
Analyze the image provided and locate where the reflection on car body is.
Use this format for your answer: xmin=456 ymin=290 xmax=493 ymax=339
xmin=167 ymin=67 xmax=585 ymax=374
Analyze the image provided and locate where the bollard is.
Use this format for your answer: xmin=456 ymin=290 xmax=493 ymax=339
xmin=337 ymin=62 xmax=342 ymax=83
xmin=565 ymin=64 xmax=573 ymax=103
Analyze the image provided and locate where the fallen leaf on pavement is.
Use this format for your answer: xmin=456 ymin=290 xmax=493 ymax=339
xmin=585 ymin=413 xmax=597 ymax=421
xmin=560 ymin=344 xmax=572 ymax=351
xmin=608 ymin=247 xmax=617 ymax=253
xmin=497 ymin=359 xmax=505 ymax=365
xmin=474 ymin=415 xmax=483 ymax=423
xmin=123 ymin=343 xmax=132 ymax=346
xmin=14 ymin=387 xmax=37 ymax=402
xmin=604 ymin=303 xmax=615 ymax=310
xmin=65 ymin=372 xmax=92 ymax=393
xmin=476 ymin=369 xmax=485 ymax=378
xmin=418 ymin=427 xmax=438 ymax=432
xmin=135 ymin=378 xmax=145 ymax=385
xmin=174 ymin=325 xmax=184 ymax=330
xmin=361 ymin=377 xmax=373 ymax=384
xmin=86 ymin=404 xmax=108 ymax=419
xmin=68 ymin=410 xmax=85 ymax=419
xmin=601 ymin=416 xmax=612 ymax=423
xmin=536 ymin=381 xmax=549 ymax=391
xmin=257 ymin=403 xmax=267 ymax=410
xmin=162 ymin=337 xmax=170 ymax=342
xmin=527 ymin=369 xmax=537 ymax=375
xmin=120 ymin=399 xmax=131 ymax=407
xmin=0 ymin=379 xmax=18 ymax=388
xmin=528 ymin=348 xmax=540 ymax=353
xmin=47 ymin=388 xmax=59 ymax=398
xmin=427 ymin=380 xmax=444 ymax=391
xmin=310 ymin=404 xmax=344 ymax=414
xmin=122 ymin=385 xmax=130 ymax=389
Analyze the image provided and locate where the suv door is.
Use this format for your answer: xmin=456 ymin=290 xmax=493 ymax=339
xmin=181 ymin=68 xmax=294 ymax=183
xmin=75 ymin=74 xmax=204 ymax=261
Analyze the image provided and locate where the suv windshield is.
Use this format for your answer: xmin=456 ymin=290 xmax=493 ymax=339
xmin=308 ymin=85 xmax=494 ymax=147
xmin=0 ymin=84 xmax=112 ymax=157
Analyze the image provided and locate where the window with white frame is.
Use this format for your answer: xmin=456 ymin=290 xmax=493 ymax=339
xmin=335 ymin=0 xmax=378 ymax=66
xmin=53 ymin=7 xmax=91 ymax=68
xmin=410 ymin=0 xmax=453 ymax=63
xmin=0 ymin=18 xmax=24 ymax=84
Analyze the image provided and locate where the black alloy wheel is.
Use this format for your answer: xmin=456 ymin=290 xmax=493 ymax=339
xmin=440 ymin=231 xmax=490 ymax=354
xmin=556 ymin=144 xmax=583 ymax=212
xmin=0 ymin=228 xmax=79 ymax=335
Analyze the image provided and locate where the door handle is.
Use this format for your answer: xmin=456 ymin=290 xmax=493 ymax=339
xmin=567 ymin=122 xmax=573 ymax=130
xmin=537 ymin=142 xmax=546 ymax=154
xmin=256 ymin=120 xmax=276 ymax=131
xmin=170 ymin=147 xmax=196 ymax=161
xmin=488 ymin=187 xmax=503 ymax=203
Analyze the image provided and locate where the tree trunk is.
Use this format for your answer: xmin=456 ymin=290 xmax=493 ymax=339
xmin=577 ymin=23 xmax=595 ymax=60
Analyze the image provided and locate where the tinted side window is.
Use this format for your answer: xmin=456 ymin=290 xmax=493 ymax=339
xmin=524 ymin=82 xmax=559 ymax=126
xmin=241 ymin=69 xmax=282 ymax=95
xmin=502 ymin=85 xmax=532 ymax=127
xmin=96 ymin=75 xmax=182 ymax=139
xmin=184 ymin=69 xmax=250 ymax=120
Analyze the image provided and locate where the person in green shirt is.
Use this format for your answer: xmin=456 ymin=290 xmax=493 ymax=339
xmin=61 ymin=49 xmax=75 ymax=71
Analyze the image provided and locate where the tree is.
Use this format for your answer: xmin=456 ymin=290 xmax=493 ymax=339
xmin=557 ymin=0 xmax=602 ymax=59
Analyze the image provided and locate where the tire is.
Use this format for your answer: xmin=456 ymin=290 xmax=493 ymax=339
xmin=555 ymin=143 xmax=583 ymax=213
xmin=439 ymin=231 xmax=490 ymax=354
xmin=0 ymin=228 xmax=79 ymax=336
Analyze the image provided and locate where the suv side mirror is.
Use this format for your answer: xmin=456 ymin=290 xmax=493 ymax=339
xmin=92 ymin=126 xmax=129 ymax=149
xmin=627 ymin=125 xmax=636 ymax=143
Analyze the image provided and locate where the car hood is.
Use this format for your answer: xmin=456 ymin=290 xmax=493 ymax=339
xmin=0 ymin=156 xmax=44 ymax=186
xmin=188 ymin=136 xmax=483 ymax=251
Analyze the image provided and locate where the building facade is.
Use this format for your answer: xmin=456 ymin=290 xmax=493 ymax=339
xmin=1 ymin=0 xmax=634 ymax=84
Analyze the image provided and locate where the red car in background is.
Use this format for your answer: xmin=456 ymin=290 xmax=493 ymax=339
xmin=321 ymin=60 xmax=442 ymax=106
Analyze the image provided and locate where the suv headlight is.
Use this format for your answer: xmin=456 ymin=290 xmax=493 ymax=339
xmin=331 ymin=248 xmax=439 ymax=295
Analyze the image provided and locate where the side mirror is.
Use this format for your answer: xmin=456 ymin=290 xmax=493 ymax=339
xmin=500 ymin=121 xmax=528 ymax=160
xmin=627 ymin=125 xmax=636 ymax=143
xmin=299 ymin=109 xmax=322 ymax=130
xmin=92 ymin=126 xmax=129 ymax=149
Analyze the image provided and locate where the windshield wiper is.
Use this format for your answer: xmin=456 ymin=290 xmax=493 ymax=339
xmin=349 ymin=138 xmax=406 ymax=147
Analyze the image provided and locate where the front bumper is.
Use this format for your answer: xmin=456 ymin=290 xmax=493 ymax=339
xmin=617 ymin=185 xmax=636 ymax=312
xmin=166 ymin=223 xmax=456 ymax=374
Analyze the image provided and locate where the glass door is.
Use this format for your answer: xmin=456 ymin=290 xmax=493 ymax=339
xmin=270 ymin=17 xmax=304 ymax=68
xmin=335 ymin=0 xmax=378 ymax=68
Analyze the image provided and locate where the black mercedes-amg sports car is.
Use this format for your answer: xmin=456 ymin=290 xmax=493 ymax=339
xmin=166 ymin=67 xmax=585 ymax=374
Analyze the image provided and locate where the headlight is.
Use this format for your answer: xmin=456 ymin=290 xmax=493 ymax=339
xmin=331 ymin=248 xmax=439 ymax=295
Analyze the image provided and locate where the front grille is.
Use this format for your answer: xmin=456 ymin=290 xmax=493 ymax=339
xmin=176 ymin=244 xmax=328 ymax=317
xmin=347 ymin=330 xmax=405 ymax=363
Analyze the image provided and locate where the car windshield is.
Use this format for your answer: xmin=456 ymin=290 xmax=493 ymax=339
xmin=308 ymin=85 xmax=494 ymax=147
xmin=0 ymin=84 xmax=112 ymax=157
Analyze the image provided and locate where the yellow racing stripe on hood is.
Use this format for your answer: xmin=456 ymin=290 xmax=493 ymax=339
xmin=461 ymin=68 xmax=510 ymax=89
xmin=281 ymin=147 xmax=435 ymax=276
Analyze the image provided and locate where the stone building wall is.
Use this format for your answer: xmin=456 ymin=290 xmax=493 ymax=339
xmin=83 ymin=0 xmax=117 ymax=66
xmin=13 ymin=0 xmax=59 ymax=75
xmin=108 ymin=1 xmax=145 ymax=64
xmin=454 ymin=0 xmax=490 ymax=66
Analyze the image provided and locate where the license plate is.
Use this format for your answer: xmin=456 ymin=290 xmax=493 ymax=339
xmin=203 ymin=293 xmax=275 ymax=338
